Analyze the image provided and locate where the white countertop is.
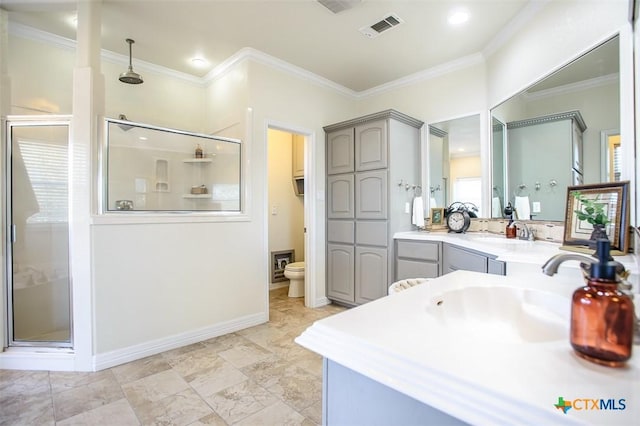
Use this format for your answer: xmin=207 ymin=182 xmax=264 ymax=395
xmin=296 ymin=271 xmax=640 ymax=425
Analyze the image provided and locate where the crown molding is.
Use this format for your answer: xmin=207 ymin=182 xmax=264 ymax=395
xmin=506 ymin=110 xmax=587 ymax=132
xmin=10 ymin=22 xmax=205 ymax=86
xmin=9 ymin=22 xmax=486 ymax=99
xmin=428 ymin=126 xmax=448 ymax=138
xmin=204 ymin=47 xmax=356 ymax=97
xmin=521 ymin=73 xmax=618 ymax=102
xmin=356 ymin=53 xmax=485 ymax=99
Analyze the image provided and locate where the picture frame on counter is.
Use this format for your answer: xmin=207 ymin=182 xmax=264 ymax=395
xmin=563 ymin=181 xmax=630 ymax=253
xmin=430 ymin=207 xmax=444 ymax=226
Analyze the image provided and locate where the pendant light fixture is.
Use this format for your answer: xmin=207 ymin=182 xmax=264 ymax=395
xmin=119 ymin=38 xmax=143 ymax=84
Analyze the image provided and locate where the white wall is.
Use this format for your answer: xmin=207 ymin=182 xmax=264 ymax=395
xmin=246 ymin=60 xmax=355 ymax=305
xmin=92 ymin=61 xmax=260 ymax=359
xmin=8 ymin=36 xmax=74 ymax=114
xmin=486 ymin=0 xmax=628 ymax=107
xmin=268 ymin=129 xmax=304 ymax=284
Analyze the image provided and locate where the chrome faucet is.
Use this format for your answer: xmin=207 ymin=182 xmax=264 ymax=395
xmin=541 ymin=253 xmax=593 ymax=277
xmin=512 ymin=221 xmax=534 ymax=241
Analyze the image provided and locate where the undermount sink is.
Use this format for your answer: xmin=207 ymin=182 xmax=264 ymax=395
xmin=426 ymin=286 xmax=569 ymax=343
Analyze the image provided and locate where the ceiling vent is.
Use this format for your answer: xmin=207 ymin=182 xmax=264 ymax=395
xmin=317 ymin=0 xmax=362 ymax=14
xmin=359 ymin=14 xmax=404 ymax=39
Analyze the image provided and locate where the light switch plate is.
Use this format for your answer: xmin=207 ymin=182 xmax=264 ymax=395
xmin=532 ymin=201 xmax=541 ymax=213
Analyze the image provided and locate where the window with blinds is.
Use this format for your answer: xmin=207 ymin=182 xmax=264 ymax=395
xmin=16 ymin=140 xmax=68 ymax=224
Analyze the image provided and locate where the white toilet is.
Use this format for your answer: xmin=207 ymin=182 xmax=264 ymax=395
xmin=284 ymin=261 xmax=305 ymax=298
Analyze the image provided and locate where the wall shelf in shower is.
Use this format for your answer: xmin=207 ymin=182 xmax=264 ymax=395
xmin=182 ymin=194 xmax=211 ymax=199
xmin=182 ymin=158 xmax=213 ymax=163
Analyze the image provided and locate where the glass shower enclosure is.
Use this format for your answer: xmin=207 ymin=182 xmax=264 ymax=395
xmin=4 ymin=116 xmax=72 ymax=347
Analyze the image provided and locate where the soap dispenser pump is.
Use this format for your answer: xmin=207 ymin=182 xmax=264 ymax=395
xmin=570 ymin=239 xmax=634 ymax=367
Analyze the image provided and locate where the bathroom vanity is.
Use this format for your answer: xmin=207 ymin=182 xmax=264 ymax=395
xmin=296 ymin=269 xmax=640 ymax=425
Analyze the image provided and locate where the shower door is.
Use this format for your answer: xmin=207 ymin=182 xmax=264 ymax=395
xmin=5 ymin=117 xmax=72 ymax=347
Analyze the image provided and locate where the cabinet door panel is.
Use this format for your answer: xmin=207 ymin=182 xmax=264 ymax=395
xmin=328 ymin=174 xmax=355 ymax=219
xmin=327 ymin=129 xmax=354 ymax=175
xmin=327 ymin=244 xmax=355 ymax=302
xmin=292 ymin=134 xmax=305 ymax=178
xmin=356 ymin=120 xmax=387 ymax=171
xmin=488 ymin=259 xmax=506 ymax=276
xmin=327 ymin=220 xmax=355 ymax=244
xmin=355 ymin=221 xmax=387 ymax=247
xmin=355 ymin=246 xmax=388 ymax=304
xmin=396 ymin=259 xmax=439 ymax=280
xmin=355 ymin=170 xmax=387 ymax=219
xmin=442 ymin=244 xmax=487 ymax=274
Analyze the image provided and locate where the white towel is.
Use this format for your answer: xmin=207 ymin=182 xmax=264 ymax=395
xmin=412 ymin=196 xmax=425 ymax=228
xmin=430 ymin=197 xmax=437 ymax=208
xmin=515 ymin=196 xmax=531 ymax=220
xmin=491 ymin=197 xmax=502 ymax=218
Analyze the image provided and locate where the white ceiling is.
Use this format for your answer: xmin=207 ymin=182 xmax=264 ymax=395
xmin=1 ymin=0 xmax=620 ymax=156
xmin=2 ymin=0 xmax=532 ymax=93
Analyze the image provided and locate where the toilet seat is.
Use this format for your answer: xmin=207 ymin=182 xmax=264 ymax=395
xmin=285 ymin=262 xmax=304 ymax=272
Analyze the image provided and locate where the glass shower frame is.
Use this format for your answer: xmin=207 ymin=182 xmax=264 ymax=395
xmin=3 ymin=115 xmax=73 ymax=348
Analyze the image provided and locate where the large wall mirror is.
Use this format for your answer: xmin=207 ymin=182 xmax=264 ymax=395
xmin=491 ymin=35 xmax=620 ymax=221
xmin=428 ymin=114 xmax=482 ymax=216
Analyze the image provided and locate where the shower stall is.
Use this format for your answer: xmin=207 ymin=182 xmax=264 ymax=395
xmin=3 ymin=116 xmax=72 ymax=348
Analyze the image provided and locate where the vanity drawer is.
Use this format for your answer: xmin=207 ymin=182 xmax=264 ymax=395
xmin=396 ymin=259 xmax=439 ymax=280
xmin=396 ymin=240 xmax=440 ymax=261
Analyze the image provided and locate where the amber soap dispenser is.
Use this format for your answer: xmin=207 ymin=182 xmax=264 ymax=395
xmin=570 ymin=239 xmax=634 ymax=367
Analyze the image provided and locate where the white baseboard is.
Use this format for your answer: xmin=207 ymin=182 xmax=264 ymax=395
xmin=313 ymin=297 xmax=331 ymax=307
xmin=93 ymin=312 xmax=268 ymax=371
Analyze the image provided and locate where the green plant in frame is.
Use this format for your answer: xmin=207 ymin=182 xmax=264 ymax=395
xmin=572 ymin=191 xmax=610 ymax=226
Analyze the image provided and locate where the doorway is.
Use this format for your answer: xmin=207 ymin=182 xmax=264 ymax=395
xmin=266 ymin=122 xmax=316 ymax=307
xmin=4 ymin=116 xmax=72 ymax=348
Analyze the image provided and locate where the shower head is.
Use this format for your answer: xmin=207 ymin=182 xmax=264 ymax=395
xmin=119 ymin=38 xmax=143 ymax=85
xmin=117 ymin=114 xmax=134 ymax=131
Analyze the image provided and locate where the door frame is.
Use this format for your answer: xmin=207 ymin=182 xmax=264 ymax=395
xmin=265 ymin=120 xmax=319 ymax=308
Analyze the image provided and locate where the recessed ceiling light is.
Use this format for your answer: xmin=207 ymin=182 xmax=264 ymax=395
xmin=139 ymin=136 xmax=148 ymax=141
xmin=448 ymin=8 xmax=470 ymax=26
xmin=191 ymin=57 xmax=208 ymax=68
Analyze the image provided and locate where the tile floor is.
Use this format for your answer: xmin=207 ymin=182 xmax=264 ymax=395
xmin=0 ymin=287 xmax=346 ymax=426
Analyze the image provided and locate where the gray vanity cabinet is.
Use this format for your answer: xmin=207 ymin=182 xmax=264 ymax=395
xmin=395 ymin=240 xmax=441 ymax=280
xmin=325 ymin=110 xmax=423 ymax=306
xmin=394 ymin=239 xmax=505 ymax=280
xmin=442 ymin=244 xmax=506 ymax=275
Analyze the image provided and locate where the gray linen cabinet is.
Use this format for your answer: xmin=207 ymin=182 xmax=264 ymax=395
xmin=324 ymin=110 xmax=423 ymax=306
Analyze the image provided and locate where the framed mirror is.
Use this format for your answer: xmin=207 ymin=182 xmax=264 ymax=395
xmin=490 ymin=35 xmax=620 ymax=221
xmin=428 ymin=114 xmax=482 ymax=216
